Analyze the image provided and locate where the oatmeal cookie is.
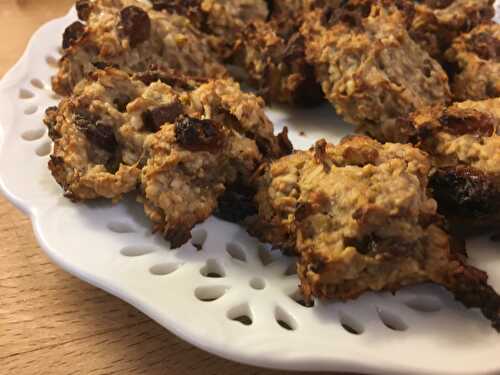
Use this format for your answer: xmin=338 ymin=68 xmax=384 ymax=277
xmin=45 ymin=68 xmax=144 ymax=201
xmin=301 ymin=2 xmax=450 ymax=143
xmin=409 ymin=98 xmax=500 ymax=233
xmin=53 ymin=0 xmax=226 ymax=95
xmin=445 ymin=22 xmax=500 ymax=101
xmin=140 ymin=79 xmax=291 ymax=247
xmin=409 ymin=0 xmax=495 ymax=60
xmin=251 ymin=135 xmax=500 ymax=330
xmin=47 ymin=65 xmax=289 ymax=244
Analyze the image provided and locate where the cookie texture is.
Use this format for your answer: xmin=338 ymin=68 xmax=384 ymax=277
xmin=250 ymin=135 xmax=500 ymax=330
xmin=445 ymin=22 xmax=500 ymax=101
xmin=409 ymin=0 xmax=495 ymax=60
xmin=231 ymin=19 xmax=323 ymax=106
xmin=53 ymin=0 xmax=227 ymax=95
xmin=45 ymin=68 xmax=144 ymax=201
xmin=46 ymin=68 xmax=289 ymax=247
xmin=139 ymin=78 xmax=291 ymax=247
xmin=301 ymin=2 xmax=451 ymax=142
xmin=151 ymin=0 xmax=269 ymax=58
xmin=409 ymin=98 xmax=500 ymax=233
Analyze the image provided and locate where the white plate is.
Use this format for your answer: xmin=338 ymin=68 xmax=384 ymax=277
xmin=1 ymin=5 xmax=500 ymax=375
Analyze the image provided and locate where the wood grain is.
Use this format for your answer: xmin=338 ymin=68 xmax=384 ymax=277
xmin=0 ymin=2 xmax=353 ymax=374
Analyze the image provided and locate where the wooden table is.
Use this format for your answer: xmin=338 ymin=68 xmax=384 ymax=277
xmin=0 ymin=2 xmax=351 ymax=374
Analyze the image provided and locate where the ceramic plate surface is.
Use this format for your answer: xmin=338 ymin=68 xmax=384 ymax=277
xmin=1 ymin=4 xmax=500 ymax=375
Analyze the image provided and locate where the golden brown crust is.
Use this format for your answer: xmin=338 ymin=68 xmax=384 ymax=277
xmin=231 ymin=19 xmax=323 ymax=106
xmin=445 ymin=23 xmax=500 ymax=101
xmin=409 ymin=0 xmax=495 ymax=60
xmin=53 ymin=0 xmax=227 ymax=96
xmin=251 ymin=135 xmax=500 ymax=330
xmin=139 ymin=119 xmax=236 ymax=247
xmin=151 ymin=0 xmax=269 ymax=58
xmin=46 ymin=67 xmax=289 ymax=247
xmin=45 ymin=68 xmax=145 ymax=201
xmin=139 ymin=79 xmax=290 ymax=247
xmin=409 ymin=98 xmax=500 ymax=233
xmin=301 ymin=3 xmax=451 ymax=143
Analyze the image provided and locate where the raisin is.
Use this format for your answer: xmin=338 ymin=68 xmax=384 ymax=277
xmin=44 ymin=106 xmax=60 ymax=140
xmin=164 ymin=227 xmax=191 ymax=249
xmin=416 ymin=0 xmax=453 ymax=9
xmin=277 ymin=127 xmax=293 ymax=156
xmin=345 ymin=234 xmax=413 ymax=256
xmin=151 ymin=0 xmax=201 ymax=14
xmin=295 ymin=202 xmax=314 ymax=221
xmin=87 ymin=122 xmax=118 ymax=153
xmin=142 ymin=102 xmax=184 ymax=132
xmin=74 ymin=110 xmax=118 ymax=153
xmin=119 ymin=6 xmax=151 ymax=48
xmin=92 ymin=61 xmax=119 ymax=70
xmin=430 ymin=166 xmax=499 ymax=217
xmin=76 ymin=0 xmax=92 ymax=21
xmin=151 ymin=0 xmax=170 ymax=11
xmin=175 ymin=116 xmax=223 ymax=152
xmin=215 ymin=182 xmax=257 ymax=223
xmin=264 ymin=0 xmax=275 ymax=20
xmin=439 ymin=112 xmax=495 ymax=137
xmin=113 ymin=95 xmax=131 ymax=113
xmin=62 ymin=21 xmax=85 ymax=49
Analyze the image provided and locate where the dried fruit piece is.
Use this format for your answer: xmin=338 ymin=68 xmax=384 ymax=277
xmin=119 ymin=6 xmax=151 ymax=47
xmin=76 ymin=0 xmax=92 ymax=21
xmin=175 ymin=116 xmax=223 ymax=152
xmin=62 ymin=21 xmax=85 ymax=49
xmin=74 ymin=110 xmax=118 ymax=153
xmin=142 ymin=102 xmax=184 ymax=132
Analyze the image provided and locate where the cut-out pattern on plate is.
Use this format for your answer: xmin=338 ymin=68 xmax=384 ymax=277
xmin=191 ymin=228 xmax=207 ymax=250
xmin=377 ymin=308 xmax=408 ymax=332
xmin=120 ymin=245 xmax=155 ymax=257
xmin=149 ymin=263 xmax=180 ymax=276
xmin=226 ymin=242 xmax=246 ymax=262
xmin=22 ymin=128 xmax=45 ymax=141
xmin=195 ymin=285 xmax=228 ymax=302
xmin=227 ymin=303 xmax=253 ymax=326
xmin=200 ymin=259 xmax=225 ymax=278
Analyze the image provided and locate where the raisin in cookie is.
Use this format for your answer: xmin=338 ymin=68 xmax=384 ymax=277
xmin=250 ymin=135 xmax=500 ymax=330
xmin=409 ymin=98 xmax=500 ymax=233
xmin=445 ymin=22 xmax=500 ymax=101
xmin=45 ymin=68 xmax=144 ymax=201
xmin=47 ymin=66 xmax=290 ymax=246
xmin=53 ymin=0 xmax=227 ymax=95
xmin=139 ymin=79 xmax=291 ymax=247
xmin=231 ymin=19 xmax=322 ymax=106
